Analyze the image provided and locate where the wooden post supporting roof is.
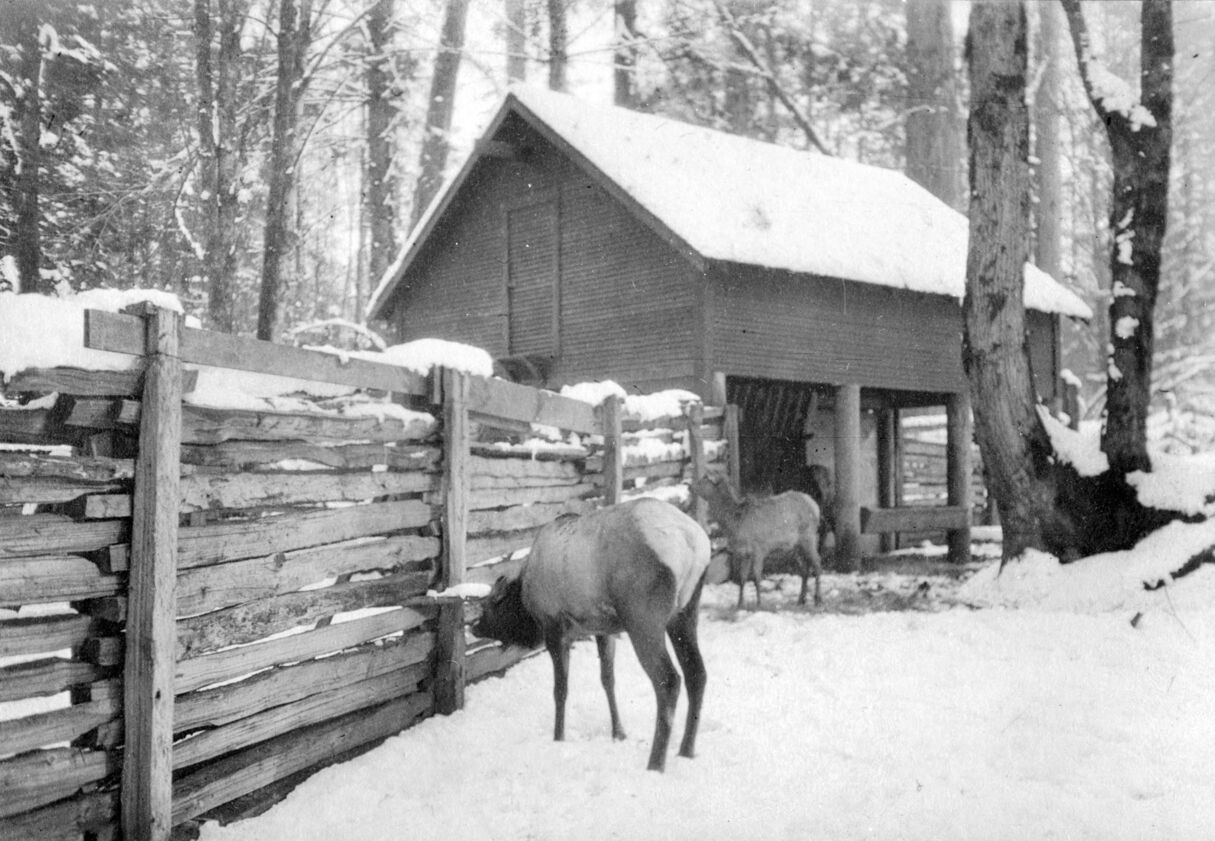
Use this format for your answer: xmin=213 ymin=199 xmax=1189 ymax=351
xmin=122 ymin=305 xmax=182 ymax=841
xmin=876 ymin=408 xmax=899 ymax=553
xmin=833 ymin=384 xmax=862 ymax=572
xmin=946 ymin=391 xmax=973 ymax=564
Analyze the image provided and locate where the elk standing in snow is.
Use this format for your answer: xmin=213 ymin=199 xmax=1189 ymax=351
xmin=472 ymin=498 xmax=710 ymax=772
xmin=693 ymin=473 xmax=823 ymax=609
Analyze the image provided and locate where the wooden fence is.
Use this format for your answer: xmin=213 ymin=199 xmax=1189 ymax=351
xmin=0 ymin=305 xmax=732 ymax=840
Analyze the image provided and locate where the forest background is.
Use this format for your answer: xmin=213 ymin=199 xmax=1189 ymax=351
xmin=1 ymin=0 xmax=1213 ymax=431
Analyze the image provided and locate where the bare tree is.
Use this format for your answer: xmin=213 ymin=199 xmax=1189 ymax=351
xmin=614 ymin=0 xmax=638 ymax=107
xmin=411 ymin=0 xmax=469 ymax=228
xmin=365 ymin=0 xmax=400 ymax=308
xmin=547 ymin=0 xmax=568 ymax=91
xmin=10 ymin=6 xmax=45 ymax=293
xmin=1033 ymin=2 xmax=1063 ymax=286
xmin=905 ymin=0 xmax=961 ymax=208
xmin=256 ymin=0 xmax=313 ymax=341
xmin=506 ymin=0 xmax=527 ymax=83
xmin=1060 ymin=0 xmax=1173 ymax=476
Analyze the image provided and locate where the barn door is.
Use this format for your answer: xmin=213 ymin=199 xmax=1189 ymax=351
xmin=506 ymin=200 xmax=559 ymax=358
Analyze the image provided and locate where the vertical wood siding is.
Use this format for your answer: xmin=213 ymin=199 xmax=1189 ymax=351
xmin=506 ymin=200 xmax=558 ymax=357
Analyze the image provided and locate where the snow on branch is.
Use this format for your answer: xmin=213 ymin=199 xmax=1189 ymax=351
xmin=1059 ymin=0 xmax=1157 ymax=133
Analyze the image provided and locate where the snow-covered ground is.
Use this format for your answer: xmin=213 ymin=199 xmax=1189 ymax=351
xmin=197 ymin=538 xmax=1215 ymax=841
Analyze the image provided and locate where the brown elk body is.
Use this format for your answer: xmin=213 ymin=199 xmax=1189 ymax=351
xmin=693 ymin=474 xmax=823 ymax=608
xmin=472 ymin=498 xmax=710 ymax=772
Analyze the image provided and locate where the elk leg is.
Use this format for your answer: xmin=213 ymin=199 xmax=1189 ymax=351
xmin=546 ymin=632 xmax=571 ymax=741
xmin=596 ymin=634 xmax=627 ymax=741
xmin=668 ymin=579 xmax=706 ymax=759
xmin=625 ymin=623 xmax=681 ymax=772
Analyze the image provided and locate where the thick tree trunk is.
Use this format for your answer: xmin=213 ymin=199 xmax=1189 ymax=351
xmin=411 ymin=0 xmax=468 ymax=229
xmin=256 ymin=0 xmax=312 ymax=341
xmin=1060 ymin=0 xmax=1173 ymax=477
xmin=964 ymin=2 xmax=1070 ymax=563
xmin=547 ymin=0 xmax=568 ymax=91
xmin=12 ymin=11 xmax=45 ymax=293
xmin=613 ymin=0 xmax=638 ymax=108
xmin=365 ymin=0 xmax=400 ymax=300
xmin=905 ymin=0 xmax=962 ymax=208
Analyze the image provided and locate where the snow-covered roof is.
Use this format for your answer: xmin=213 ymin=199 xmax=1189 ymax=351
xmin=370 ymin=87 xmax=1092 ymax=320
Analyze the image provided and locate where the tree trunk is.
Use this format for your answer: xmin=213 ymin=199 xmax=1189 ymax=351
xmin=1033 ymin=2 xmax=1063 ymax=288
xmin=547 ymin=0 xmax=568 ymax=91
xmin=614 ymin=0 xmax=638 ymax=108
xmin=964 ymin=1 xmax=1068 ymax=563
xmin=411 ymin=0 xmax=468 ymax=229
xmin=12 ymin=10 xmax=45 ymax=293
xmin=194 ymin=0 xmax=244 ymax=332
xmin=365 ymin=0 xmax=400 ymax=301
xmin=256 ymin=0 xmax=312 ymax=341
xmin=505 ymin=0 xmax=527 ymax=83
xmin=905 ymin=0 xmax=962 ymax=208
xmin=1060 ymin=0 xmax=1172 ymax=477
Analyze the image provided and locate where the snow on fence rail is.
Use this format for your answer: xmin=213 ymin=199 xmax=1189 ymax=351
xmin=0 ymin=304 xmax=735 ymax=840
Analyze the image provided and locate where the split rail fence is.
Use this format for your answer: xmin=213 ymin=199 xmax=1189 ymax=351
xmin=0 ymin=305 xmax=734 ymax=840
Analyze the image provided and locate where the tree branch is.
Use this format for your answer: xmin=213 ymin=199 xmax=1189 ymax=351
xmin=714 ymin=1 xmax=831 ymax=155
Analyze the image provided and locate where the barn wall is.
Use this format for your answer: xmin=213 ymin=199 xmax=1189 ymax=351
xmin=392 ymin=116 xmax=700 ymax=395
xmin=1026 ymin=308 xmax=1060 ymax=403
xmin=709 ymin=265 xmax=968 ymax=394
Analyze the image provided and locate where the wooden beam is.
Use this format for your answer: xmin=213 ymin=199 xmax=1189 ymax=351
xmin=833 ymin=383 xmax=862 ymax=572
xmin=724 ymin=403 xmax=741 ymax=493
xmin=84 ymin=310 xmax=428 ymax=396
xmin=876 ymin=408 xmax=899 ymax=553
xmin=861 ymin=505 xmax=969 ymax=534
xmin=463 ymin=375 xmax=597 ymax=435
xmin=601 ymin=395 xmax=624 ymax=505
xmin=946 ymin=391 xmax=973 ymax=564
xmin=686 ymin=402 xmax=707 ymax=528
xmin=122 ymin=304 xmax=182 ymax=841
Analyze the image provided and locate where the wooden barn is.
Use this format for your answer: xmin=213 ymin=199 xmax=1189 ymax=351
xmin=368 ymin=87 xmax=1091 ymax=566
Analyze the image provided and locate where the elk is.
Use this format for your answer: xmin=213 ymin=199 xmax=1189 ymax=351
xmin=693 ymin=473 xmax=823 ymax=608
xmin=472 ymin=498 xmax=710 ymax=772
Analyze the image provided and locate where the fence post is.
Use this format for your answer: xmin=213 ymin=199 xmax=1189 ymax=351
xmin=723 ymin=404 xmax=741 ymax=494
xmin=686 ymin=402 xmax=706 ymax=527
xmin=121 ymin=304 xmax=182 ymax=841
xmin=602 ymin=395 xmax=623 ymax=505
xmin=435 ymin=367 xmax=469 ymax=715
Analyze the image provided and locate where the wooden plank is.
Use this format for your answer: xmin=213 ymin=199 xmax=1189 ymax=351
xmin=724 ymin=404 xmax=741 ymax=492
xmin=178 ymin=469 xmax=437 ymax=513
xmin=174 ymin=631 xmax=433 ymax=732
xmin=180 ymin=441 xmax=440 ymax=472
xmin=469 ymin=454 xmax=581 ymax=484
xmin=61 ymin=396 xmax=142 ymax=430
xmin=122 ymin=304 xmax=182 ymax=841
xmin=0 ymin=692 xmax=121 ymax=757
xmin=877 ymin=408 xmax=899 ymax=553
xmin=946 ymin=392 xmax=974 ymax=564
xmin=465 ymin=483 xmax=598 ymax=511
xmin=0 ymin=657 xmax=110 ymax=702
xmin=686 ymin=403 xmax=707 ymax=527
xmin=469 ymin=441 xmax=589 ymax=462
xmin=0 ymin=747 xmax=118 ymax=819
xmin=834 ymin=384 xmax=862 ymax=572
xmin=177 ymin=534 xmax=439 ymax=617
xmin=0 ymin=791 xmax=117 ymax=841
xmin=0 ymin=555 xmax=122 ymax=604
xmin=465 ymin=535 xmax=536 ymax=573
xmin=462 ymin=374 xmax=597 ymax=434
xmin=0 ymin=406 xmax=55 ymax=444
xmin=441 ymin=368 xmax=470 ymax=591
xmin=72 ymin=494 xmax=133 ymax=519
xmin=79 ymin=637 xmax=124 ymax=667
xmin=0 ymin=452 xmax=134 ymax=482
xmin=171 ymin=691 xmax=432 ymax=825
xmin=466 ymin=642 xmax=539 ymax=684
xmin=175 ymin=570 xmax=432 ymax=659
xmin=0 ymin=476 xmax=127 ymax=505
xmin=180 ymin=403 xmax=436 ymax=446
xmin=174 ymin=604 xmax=435 ymax=694
xmin=0 ymin=613 xmax=102 ymax=659
xmin=466 ymin=500 xmax=590 ymax=536
xmin=0 ymin=515 xmax=128 ymax=560
xmin=177 ymin=499 xmax=434 ymax=569
xmin=85 ymin=309 xmax=429 ymax=396
xmin=433 ymin=599 xmax=465 ymax=714
xmin=5 ymin=366 xmax=144 ymax=397
xmin=174 ymin=662 xmax=430 ymax=771
xmin=860 ymin=505 xmax=970 ymax=534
